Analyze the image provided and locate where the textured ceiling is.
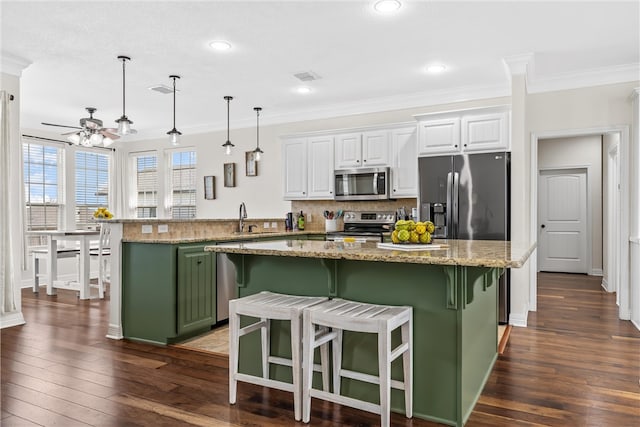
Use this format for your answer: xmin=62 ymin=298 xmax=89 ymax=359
xmin=2 ymin=0 xmax=639 ymax=141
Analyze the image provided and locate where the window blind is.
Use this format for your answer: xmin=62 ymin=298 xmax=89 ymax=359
xmin=170 ymin=150 xmax=196 ymax=219
xmin=75 ymin=150 xmax=110 ymax=228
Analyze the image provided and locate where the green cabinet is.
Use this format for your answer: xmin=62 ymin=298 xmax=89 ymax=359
xmin=122 ymin=241 xmax=216 ymax=345
xmin=177 ymin=245 xmax=216 ymax=335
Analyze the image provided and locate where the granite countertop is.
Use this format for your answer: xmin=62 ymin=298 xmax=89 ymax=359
xmin=122 ymin=230 xmax=322 ymax=244
xmin=205 ymin=239 xmax=536 ymax=268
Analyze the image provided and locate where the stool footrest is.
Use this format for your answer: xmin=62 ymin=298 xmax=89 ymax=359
xmin=389 ymin=342 xmax=410 ymax=362
xmin=313 ymin=329 xmax=338 ymax=347
xmin=339 ymin=368 xmax=406 ymax=391
xmin=238 ymin=319 xmax=267 ymax=337
xmin=235 ymin=373 xmax=295 ymax=394
xmin=310 ymin=389 xmax=381 ymax=416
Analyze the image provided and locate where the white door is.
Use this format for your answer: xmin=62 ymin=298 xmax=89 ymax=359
xmin=538 ymin=168 xmax=588 ymax=273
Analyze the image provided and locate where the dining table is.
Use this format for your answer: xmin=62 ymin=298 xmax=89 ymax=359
xmin=27 ymin=229 xmax=100 ymax=300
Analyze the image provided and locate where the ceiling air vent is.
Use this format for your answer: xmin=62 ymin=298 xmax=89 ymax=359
xmin=293 ymin=71 xmax=321 ymax=82
xmin=148 ymin=84 xmax=179 ymax=94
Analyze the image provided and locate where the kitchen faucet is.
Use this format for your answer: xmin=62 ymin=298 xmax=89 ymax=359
xmin=239 ymin=202 xmax=247 ymax=233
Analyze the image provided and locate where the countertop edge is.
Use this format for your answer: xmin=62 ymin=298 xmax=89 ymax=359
xmin=122 ymin=231 xmax=323 ymax=244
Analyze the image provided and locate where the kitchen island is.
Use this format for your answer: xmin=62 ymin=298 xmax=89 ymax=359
xmin=205 ymin=239 xmax=534 ymax=427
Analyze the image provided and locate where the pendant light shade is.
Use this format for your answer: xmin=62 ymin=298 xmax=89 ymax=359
xmin=221 ymin=96 xmax=235 ymax=155
xmin=167 ymin=75 xmax=182 ymax=146
xmin=115 ymin=56 xmax=137 ymax=136
xmin=252 ymin=107 xmax=263 ymax=161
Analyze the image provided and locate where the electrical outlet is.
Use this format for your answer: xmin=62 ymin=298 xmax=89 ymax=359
xmin=271 ymin=222 xmax=277 ymax=229
xmin=158 ymin=224 xmax=169 ymax=233
xmin=264 ymin=222 xmax=270 ymax=229
xmin=141 ymin=224 xmax=153 ymax=234
xmin=307 ymin=213 xmax=312 ymax=223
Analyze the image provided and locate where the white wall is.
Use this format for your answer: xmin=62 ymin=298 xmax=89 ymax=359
xmin=538 ymin=135 xmax=603 ymax=274
xmin=115 ymin=97 xmax=511 ymax=219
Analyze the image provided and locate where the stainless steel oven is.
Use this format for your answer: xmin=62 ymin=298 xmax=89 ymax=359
xmin=326 ymin=210 xmax=395 ymax=243
xmin=334 ymin=167 xmax=390 ymax=201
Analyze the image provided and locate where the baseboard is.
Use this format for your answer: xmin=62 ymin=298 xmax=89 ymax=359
xmin=106 ymin=324 xmax=124 ymax=340
xmin=632 ymin=319 xmax=640 ymax=332
xmin=509 ymin=311 xmax=528 ymax=327
xmin=601 ymin=278 xmax=610 ymax=292
xmin=590 ymin=268 xmax=603 ymax=276
xmin=1 ymin=311 xmax=26 ymax=329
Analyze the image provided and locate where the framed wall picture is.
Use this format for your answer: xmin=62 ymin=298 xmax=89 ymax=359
xmin=245 ymin=151 xmax=258 ymax=177
xmin=204 ymin=176 xmax=215 ymax=199
xmin=224 ymin=163 xmax=236 ymax=187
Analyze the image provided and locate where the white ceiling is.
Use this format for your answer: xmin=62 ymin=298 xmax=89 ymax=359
xmin=2 ymin=0 xmax=639 ymax=141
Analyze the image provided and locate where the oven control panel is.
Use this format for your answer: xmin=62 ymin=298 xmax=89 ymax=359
xmin=343 ymin=211 xmax=396 ymax=225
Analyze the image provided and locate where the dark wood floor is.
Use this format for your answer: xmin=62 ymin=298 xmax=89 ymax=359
xmin=2 ymin=273 xmax=639 ymax=426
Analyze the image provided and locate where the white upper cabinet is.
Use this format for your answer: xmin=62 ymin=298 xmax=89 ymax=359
xmin=461 ymin=111 xmax=509 ymax=153
xmin=334 ymin=132 xmax=362 ymax=169
xmin=335 ymin=130 xmax=389 ymax=169
xmin=362 ymin=130 xmax=390 ymax=167
xmin=417 ymin=118 xmax=461 ymax=155
xmin=282 ymin=135 xmax=334 ymax=200
xmin=307 ymin=135 xmax=335 ymax=199
xmin=282 ymin=138 xmax=308 ymax=199
xmin=390 ymin=126 xmax=417 ymax=198
xmin=415 ymin=106 xmax=510 ymax=156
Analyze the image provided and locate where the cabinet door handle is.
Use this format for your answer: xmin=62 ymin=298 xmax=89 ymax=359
xmin=356 ymin=160 xmax=360 ymax=163
xmin=363 ymin=159 xmax=366 ymax=162
xmin=454 ymin=144 xmax=458 ymax=148
xmin=464 ymin=144 xmax=467 ymax=147
xmin=197 ymin=260 xmax=203 ymax=264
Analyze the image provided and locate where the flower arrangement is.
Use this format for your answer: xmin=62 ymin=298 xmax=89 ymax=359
xmin=93 ymin=207 xmax=114 ymax=219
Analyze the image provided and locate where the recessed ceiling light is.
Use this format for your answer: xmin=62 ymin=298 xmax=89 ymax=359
xmin=374 ymin=0 xmax=401 ymax=14
xmin=426 ymin=64 xmax=447 ymax=73
xmin=296 ymin=86 xmax=312 ymax=94
xmin=208 ymin=40 xmax=232 ymax=51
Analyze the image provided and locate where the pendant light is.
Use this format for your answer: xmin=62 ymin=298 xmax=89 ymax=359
xmin=166 ymin=75 xmax=182 ymax=146
xmin=115 ymin=56 xmax=137 ymax=135
xmin=252 ymin=107 xmax=263 ymax=161
xmin=221 ymin=96 xmax=234 ymax=155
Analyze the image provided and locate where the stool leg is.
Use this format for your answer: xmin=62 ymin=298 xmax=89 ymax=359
xmin=332 ymin=328 xmax=343 ymax=394
xmin=302 ymin=311 xmax=314 ymax=423
xmin=229 ymin=304 xmax=239 ymax=405
xmin=378 ymin=326 xmax=391 ymax=427
xmin=319 ymin=326 xmax=330 ymax=392
xmin=290 ymin=314 xmax=302 ymax=421
xmin=402 ymin=318 xmax=413 ymax=418
xmin=261 ymin=318 xmax=270 ymax=379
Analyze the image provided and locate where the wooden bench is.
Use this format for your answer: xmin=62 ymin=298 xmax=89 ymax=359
xmin=32 ymin=247 xmax=80 ymax=293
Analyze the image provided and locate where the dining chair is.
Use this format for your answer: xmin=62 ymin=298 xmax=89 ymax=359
xmin=89 ymin=224 xmax=111 ymax=298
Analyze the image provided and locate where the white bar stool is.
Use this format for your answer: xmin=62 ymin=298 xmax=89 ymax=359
xmin=229 ymin=291 xmax=330 ymax=421
xmin=302 ymin=299 xmax=413 ymax=427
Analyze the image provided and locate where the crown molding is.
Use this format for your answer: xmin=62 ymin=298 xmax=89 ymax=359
xmin=1 ymin=52 xmax=32 ymax=77
xmin=130 ymin=83 xmax=510 ymax=141
xmin=527 ymin=63 xmax=640 ymax=94
xmin=502 ymin=53 xmax=535 ymax=77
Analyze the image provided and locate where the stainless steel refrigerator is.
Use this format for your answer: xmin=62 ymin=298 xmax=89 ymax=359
xmin=419 ymin=152 xmax=511 ymax=324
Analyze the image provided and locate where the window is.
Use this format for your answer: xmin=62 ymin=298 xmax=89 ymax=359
xmin=169 ymin=150 xmax=196 ymax=219
xmin=75 ymin=150 xmax=110 ymax=228
xmin=23 ymin=140 xmax=63 ymax=247
xmin=132 ymin=153 xmax=158 ymax=218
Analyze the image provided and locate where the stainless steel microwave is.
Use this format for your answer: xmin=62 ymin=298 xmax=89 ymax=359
xmin=334 ymin=167 xmax=390 ymax=201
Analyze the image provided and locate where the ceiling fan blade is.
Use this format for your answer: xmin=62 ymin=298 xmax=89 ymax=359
xmin=42 ymin=122 xmax=82 ymax=129
xmin=100 ymin=130 xmax=120 ymax=140
xmin=61 ymin=130 xmax=81 ymax=136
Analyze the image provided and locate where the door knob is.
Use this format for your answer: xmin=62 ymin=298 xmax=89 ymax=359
xmin=541 ymin=224 xmax=546 ymax=228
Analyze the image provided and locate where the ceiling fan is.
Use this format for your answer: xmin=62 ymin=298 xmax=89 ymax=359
xmin=42 ymin=107 xmax=120 ymax=147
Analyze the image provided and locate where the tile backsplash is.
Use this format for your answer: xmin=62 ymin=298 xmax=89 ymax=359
xmin=291 ymin=198 xmax=417 ymax=232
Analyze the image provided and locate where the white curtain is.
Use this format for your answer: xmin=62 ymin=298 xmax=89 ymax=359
xmin=0 ymin=90 xmax=22 ymax=315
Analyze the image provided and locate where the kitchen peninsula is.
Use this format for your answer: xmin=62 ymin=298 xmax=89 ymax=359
xmin=205 ymin=239 xmax=534 ymax=427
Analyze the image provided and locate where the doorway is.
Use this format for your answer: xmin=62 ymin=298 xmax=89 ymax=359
xmin=538 ymin=168 xmax=588 ymax=273
xmin=530 ymin=126 xmax=630 ymax=321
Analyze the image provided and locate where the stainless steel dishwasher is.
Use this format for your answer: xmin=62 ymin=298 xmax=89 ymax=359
xmin=216 ymin=242 xmax=254 ymax=322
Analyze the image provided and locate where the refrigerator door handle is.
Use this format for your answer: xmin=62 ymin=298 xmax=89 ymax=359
xmin=452 ymin=172 xmax=459 ymax=238
xmin=446 ymin=172 xmax=453 ymax=238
